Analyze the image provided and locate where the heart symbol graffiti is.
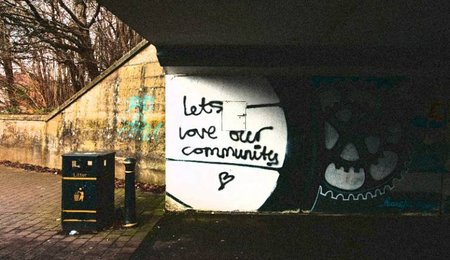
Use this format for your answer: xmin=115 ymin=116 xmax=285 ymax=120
xmin=218 ymin=172 xmax=235 ymax=191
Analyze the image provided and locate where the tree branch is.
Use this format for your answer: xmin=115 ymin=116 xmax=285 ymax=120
xmin=86 ymin=3 xmax=100 ymax=28
xmin=57 ymin=0 xmax=86 ymax=28
xmin=23 ymin=0 xmax=45 ymax=23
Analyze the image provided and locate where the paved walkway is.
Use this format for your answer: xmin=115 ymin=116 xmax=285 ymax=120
xmin=0 ymin=165 xmax=164 ymax=259
xmin=3 ymin=165 xmax=450 ymax=259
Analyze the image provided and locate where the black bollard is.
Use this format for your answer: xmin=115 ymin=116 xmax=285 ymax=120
xmin=123 ymin=157 xmax=138 ymax=227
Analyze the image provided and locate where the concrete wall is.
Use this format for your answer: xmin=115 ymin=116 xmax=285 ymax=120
xmin=2 ymin=41 xmax=449 ymax=214
xmin=0 ymin=41 xmax=166 ymax=184
xmin=0 ymin=115 xmax=47 ymax=165
xmin=166 ymin=75 xmax=450 ymax=214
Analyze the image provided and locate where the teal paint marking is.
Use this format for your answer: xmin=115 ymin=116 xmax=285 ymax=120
xmin=127 ymin=95 xmax=155 ymax=112
xmin=143 ymin=96 xmax=155 ymax=112
xmin=118 ymin=95 xmax=163 ymax=142
xmin=127 ymin=96 xmax=141 ymax=112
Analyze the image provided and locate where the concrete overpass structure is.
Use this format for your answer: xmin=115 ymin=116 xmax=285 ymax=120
xmin=98 ymin=1 xmax=449 ymax=213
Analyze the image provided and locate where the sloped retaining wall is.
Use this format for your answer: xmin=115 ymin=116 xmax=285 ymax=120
xmin=0 ymin=41 xmax=165 ymax=184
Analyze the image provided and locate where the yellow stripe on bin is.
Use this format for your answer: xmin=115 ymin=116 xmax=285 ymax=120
xmin=62 ymin=177 xmax=97 ymax=181
xmin=62 ymin=210 xmax=97 ymax=214
xmin=63 ymin=219 xmax=97 ymax=223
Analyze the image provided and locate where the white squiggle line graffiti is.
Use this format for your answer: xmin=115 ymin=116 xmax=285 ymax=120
xmin=309 ymin=169 xmax=405 ymax=211
xmin=317 ymin=184 xmax=395 ymax=201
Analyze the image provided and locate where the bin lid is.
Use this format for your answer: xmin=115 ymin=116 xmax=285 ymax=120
xmin=62 ymin=151 xmax=115 ymax=157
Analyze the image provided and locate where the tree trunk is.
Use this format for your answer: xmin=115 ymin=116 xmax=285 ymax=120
xmin=0 ymin=20 xmax=16 ymax=107
xmin=73 ymin=0 xmax=99 ymax=81
xmin=79 ymin=44 xmax=99 ymax=81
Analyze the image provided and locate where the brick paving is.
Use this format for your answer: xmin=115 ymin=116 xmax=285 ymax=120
xmin=0 ymin=165 xmax=164 ymax=259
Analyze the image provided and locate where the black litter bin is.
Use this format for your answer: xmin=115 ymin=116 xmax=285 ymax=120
xmin=61 ymin=151 xmax=115 ymax=231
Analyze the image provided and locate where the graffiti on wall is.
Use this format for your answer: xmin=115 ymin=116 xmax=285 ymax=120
xmin=313 ymin=78 xmax=408 ymax=203
xmin=118 ymin=95 xmax=163 ymax=142
xmin=166 ymin=76 xmax=287 ymax=211
xmin=379 ymin=197 xmax=440 ymax=212
xmin=258 ymin=76 xmax=415 ymax=212
xmin=410 ymin=100 xmax=449 ymax=173
xmin=166 ymin=75 xmax=448 ymax=213
xmin=218 ymin=172 xmax=235 ymax=191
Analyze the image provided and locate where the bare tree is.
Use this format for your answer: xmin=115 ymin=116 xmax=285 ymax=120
xmin=1 ymin=0 xmax=101 ymax=91
xmin=0 ymin=0 xmax=143 ymax=113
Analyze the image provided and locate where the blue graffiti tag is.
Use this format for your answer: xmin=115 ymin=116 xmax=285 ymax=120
xmin=379 ymin=197 xmax=440 ymax=212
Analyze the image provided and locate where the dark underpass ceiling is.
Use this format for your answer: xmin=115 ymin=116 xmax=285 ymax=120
xmin=98 ymin=0 xmax=449 ymax=72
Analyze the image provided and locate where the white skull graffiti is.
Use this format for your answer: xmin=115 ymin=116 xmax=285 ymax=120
xmin=318 ymin=85 xmax=405 ymax=200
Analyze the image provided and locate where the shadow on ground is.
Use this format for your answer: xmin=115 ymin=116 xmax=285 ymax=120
xmin=132 ymin=212 xmax=450 ymax=259
xmin=0 ymin=165 xmax=166 ymax=259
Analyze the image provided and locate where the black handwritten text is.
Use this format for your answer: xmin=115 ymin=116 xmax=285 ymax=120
xmin=181 ymin=145 xmax=279 ymax=167
xmin=183 ymin=96 xmax=222 ymax=116
xmin=229 ymin=126 xmax=273 ymax=143
xmin=179 ymin=126 xmax=217 ymax=140
xmin=218 ymin=172 xmax=235 ymax=191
